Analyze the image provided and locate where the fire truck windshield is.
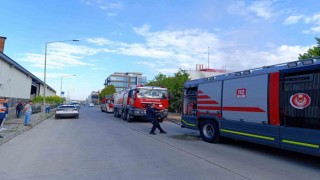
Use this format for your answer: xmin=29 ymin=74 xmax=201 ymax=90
xmin=137 ymin=88 xmax=167 ymax=99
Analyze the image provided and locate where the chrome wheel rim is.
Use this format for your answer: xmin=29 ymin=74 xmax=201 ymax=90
xmin=203 ymin=124 xmax=214 ymax=139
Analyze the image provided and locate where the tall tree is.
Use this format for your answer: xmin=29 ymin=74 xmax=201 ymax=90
xmin=99 ymin=85 xmax=116 ymax=100
xmin=299 ymin=37 xmax=320 ymax=59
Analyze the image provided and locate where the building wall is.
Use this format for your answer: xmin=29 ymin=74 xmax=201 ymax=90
xmin=188 ymin=70 xmax=228 ymax=80
xmin=46 ymin=89 xmax=56 ymax=96
xmin=0 ymin=59 xmax=32 ymax=99
xmin=38 ymin=84 xmax=56 ymax=97
xmin=105 ymin=72 xmax=147 ymax=92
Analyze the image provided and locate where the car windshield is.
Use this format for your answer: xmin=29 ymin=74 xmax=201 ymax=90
xmin=137 ymin=88 xmax=167 ymax=99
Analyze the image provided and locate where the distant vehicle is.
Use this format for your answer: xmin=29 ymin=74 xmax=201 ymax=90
xmin=113 ymin=84 xmax=169 ymax=122
xmin=100 ymin=95 xmax=114 ymax=113
xmin=88 ymin=91 xmax=99 ymax=105
xmin=89 ymin=103 xmax=95 ymax=107
xmin=70 ymin=102 xmax=81 ymax=109
xmin=55 ymin=105 xmax=79 ymax=119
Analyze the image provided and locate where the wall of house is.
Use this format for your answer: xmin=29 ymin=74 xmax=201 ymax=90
xmin=0 ymin=59 xmax=32 ymax=99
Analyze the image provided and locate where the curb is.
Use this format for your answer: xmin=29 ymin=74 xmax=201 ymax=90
xmin=0 ymin=114 xmax=54 ymax=145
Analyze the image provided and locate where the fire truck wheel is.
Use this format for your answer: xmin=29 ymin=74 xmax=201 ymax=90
xmin=122 ymin=111 xmax=127 ymax=121
xmin=200 ymin=120 xmax=220 ymax=143
xmin=126 ymin=112 xmax=133 ymax=122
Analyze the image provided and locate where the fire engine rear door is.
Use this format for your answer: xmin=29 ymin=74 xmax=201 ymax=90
xmin=279 ymin=65 xmax=320 ymax=156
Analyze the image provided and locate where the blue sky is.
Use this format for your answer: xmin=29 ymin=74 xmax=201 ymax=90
xmin=1 ymin=0 xmax=320 ymax=100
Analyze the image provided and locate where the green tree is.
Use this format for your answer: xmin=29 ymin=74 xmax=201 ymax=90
xmin=99 ymin=84 xmax=116 ymax=100
xmin=148 ymin=70 xmax=190 ymax=112
xmin=32 ymin=95 xmax=63 ymax=104
xmin=299 ymin=37 xmax=320 ymax=59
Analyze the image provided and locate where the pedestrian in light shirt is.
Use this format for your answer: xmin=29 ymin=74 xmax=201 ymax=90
xmin=23 ymin=100 xmax=33 ymax=126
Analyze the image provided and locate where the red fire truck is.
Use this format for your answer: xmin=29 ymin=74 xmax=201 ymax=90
xmin=182 ymin=57 xmax=320 ymax=156
xmin=100 ymin=95 xmax=114 ymax=113
xmin=113 ymin=85 xmax=169 ymax=122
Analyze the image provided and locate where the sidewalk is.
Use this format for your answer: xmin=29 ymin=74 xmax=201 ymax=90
xmin=0 ymin=112 xmax=54 ymax=145
xmin=166 ymin=112 xmax=181 ymax=124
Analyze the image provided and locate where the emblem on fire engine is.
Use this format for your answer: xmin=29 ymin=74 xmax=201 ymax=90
xmin=289 ymin=93 xmax=311 ymax=109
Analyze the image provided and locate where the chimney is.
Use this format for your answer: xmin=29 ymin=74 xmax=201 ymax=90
xmin=0 ymin=36 xmax=7 ymax=53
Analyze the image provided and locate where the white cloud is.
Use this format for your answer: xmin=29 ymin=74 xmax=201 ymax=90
xmin=284 ymin=12 xmax=320 ymax=34
xmin=133 ymin=24 xmax=151 ymax=36
xmin=20 ymin=43 xmax=97 ymax=69
xmin=27 ymin=25 xmax=309 ymax=79
xmin=84 ymin=0 xmax=123 ymax=10
xmin=302 ymin=26 xmax=320 ymax=34
xmin=86 ymin=25 xmax=309 ymax=74
xmin=86 ymin=38 xmax=112 ymax=46
xmin=32 ymin=72 xmax=77 ymax=79
xmin=227 ymin=0 xmax=275 ymax=21
xmin=283 ymin=15 xmax=304 ymax=25
xmin=304 ymin=12 xmax=320 ymax=24
xmin=248 ymin=1 xmax=274 ymax=20
xmin=219 ymin=45 xmax=309 ymax=71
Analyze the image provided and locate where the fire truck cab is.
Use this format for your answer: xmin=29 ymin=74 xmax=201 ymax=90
xmin=114 ymin=85 xmax=169 ymax=122
xmin=182 ymin=57 xmax=320 ymax=156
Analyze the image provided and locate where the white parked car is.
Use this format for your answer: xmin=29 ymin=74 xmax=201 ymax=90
xmin=55 ymin=105 xmax=79 ymax=119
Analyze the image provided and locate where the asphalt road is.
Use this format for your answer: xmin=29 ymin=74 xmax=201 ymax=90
xmin=0 ymin=106 xmax=319 ymax=180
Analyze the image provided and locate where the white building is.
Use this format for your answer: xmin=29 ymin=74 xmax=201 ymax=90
xmin=0 ymin=36 xmax=56 ymax=101
xmin=187 ymin=64 xmax=229 ymax=80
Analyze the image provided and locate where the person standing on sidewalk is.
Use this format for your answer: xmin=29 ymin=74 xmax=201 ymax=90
xmin=0 ymin=99 xmax=7 ymax=137
xmin=0 ymin=97 xmax=9 ymax=131
xmin=146 ymin=103 xmax=167 ymax=135
xmin=15 ymin=100 xmax=23 ymax=118
xmin=23 ymin=100 xmax=33 ymax=126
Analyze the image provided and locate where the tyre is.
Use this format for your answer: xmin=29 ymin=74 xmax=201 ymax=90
xmin=75 ymin=115 xmax=79 ymax=119
xmin=122 ymin=111 xmax=127 ymax=121
xmin=199 ymin=119 xmax=220 ymax=143
xmin=115 ymin=110 xmax=120 ymax=118
xmin=117 ymin=110 xmax=121 ymax=118
xmin=127 ymin=112 xmax=133 ymax=122
xmin=114 ymin=109 xmax=117 ymax=117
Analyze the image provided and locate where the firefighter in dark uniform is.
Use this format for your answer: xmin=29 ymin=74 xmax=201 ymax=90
xmin=146 ymin=103 xmax=167 ymax=135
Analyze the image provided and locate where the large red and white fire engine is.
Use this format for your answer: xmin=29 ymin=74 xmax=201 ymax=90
xmin=182 ymin=57 xmax=320 ymax=156
xmin=113 ymin=85 xmax=169 ymax=122
xmin=100 ymin=94 xmax=114 ymax=113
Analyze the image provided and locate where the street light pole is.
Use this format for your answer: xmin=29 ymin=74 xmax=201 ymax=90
xmin=43 ymin=42 xmax=48 ymax=116
xmin=43 ymin=39 xmax=79 ymax=115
